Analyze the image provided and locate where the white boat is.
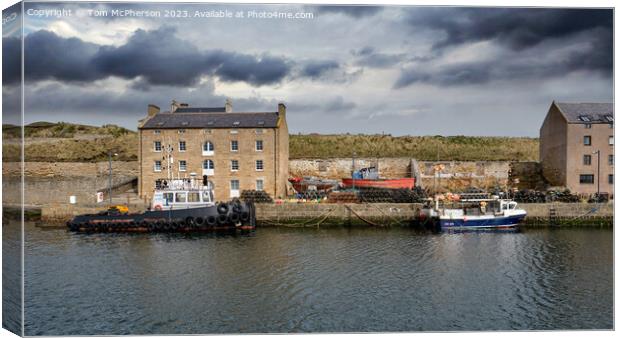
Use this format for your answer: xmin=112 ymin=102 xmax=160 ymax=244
xmin=151 ymin=178 xmax=215 ymax=211
xmin=422 ymin=193 xmax=527 ymax=230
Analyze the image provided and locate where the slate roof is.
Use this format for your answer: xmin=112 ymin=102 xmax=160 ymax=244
xmin=174 ymin=107 xmax=226 ymax=113
xmin=555 ymin=102 xmax=614 ymax=124
xmin=140 ymin=112 xmax=280 ymax=129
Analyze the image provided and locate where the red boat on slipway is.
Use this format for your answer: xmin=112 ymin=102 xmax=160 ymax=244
xmin=341 ymin=166 xmax=415 ymax=189
xmin=341 ymin=177 xmax=415 ymax=189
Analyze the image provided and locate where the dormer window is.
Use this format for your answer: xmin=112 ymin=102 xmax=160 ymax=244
xmin=605 ymin=115 xmax=614 ymax=122
xmin=181 ymin=122 xmax=189 ymax=127
xmin=233 ymin=121 xmax=240 ymax=127
xmin=207 ymin=121 xmax=214 ymax=126
xmin=257 ymin=121 xmax=265 ymax=126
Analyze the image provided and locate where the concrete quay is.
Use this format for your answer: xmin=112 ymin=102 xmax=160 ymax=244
xmin=36 ymin=202 xmax=613 ymax=227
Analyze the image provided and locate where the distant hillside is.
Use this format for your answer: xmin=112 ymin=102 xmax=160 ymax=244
xmin=2 ymin=122 xmax=539 ymax=162
xmin=3 ymin=122 xmax=133 ymax=139
xmin=289 ymin=134 xmax=539 ymax=161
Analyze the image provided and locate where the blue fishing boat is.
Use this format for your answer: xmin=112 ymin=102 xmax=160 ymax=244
xmin=421 ymin=192 xmax=527 ymax=230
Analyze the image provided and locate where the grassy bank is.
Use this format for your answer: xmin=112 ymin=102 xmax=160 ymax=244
xmin=3 ymin=123 xmax=539 ymax=162
xmin=289 ymin=134 xmax=538 ymax=161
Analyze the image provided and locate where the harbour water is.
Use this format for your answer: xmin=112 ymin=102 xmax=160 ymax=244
xmin=18 ymin=222 xmax=613 ymax=335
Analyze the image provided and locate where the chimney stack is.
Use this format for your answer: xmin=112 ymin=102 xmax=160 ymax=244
xmin=225 ymin=98 xmax=233 ymax=113
xmin=278 ymin=102 xmax=286 ymax=120
xmin=171 ymin=99 xmax=180 ymax=113
xmin=147 ymin=104 xmax=160 ymax=117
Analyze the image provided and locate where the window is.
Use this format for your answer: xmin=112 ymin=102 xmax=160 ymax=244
xmin=179 ymin=141 xmax=186 ymax=152
xmin=256 ymin=179 xmax=264 ymax=191
xmin=203 ymin=141 xmax=214 ymax=152
xmin=256 ymin=160 xmax=264 ymax=171
xmin=585 ymin=124 xmax=592 ymax=129
xmin=579 ymin=174 xmax=594 ymax=184
xmin=609 ymin=155 xmax=614 ymax=165
xmin=154 ymin=161 xmax=162 ymax=172
xmin=255 ymin=140 xmax=263 ymax=151
xmin=230 ymin=179 xmax=240 ymax=198
xmin=175 ymin=192 xmax=187 ymax=203
xmin=230 ymin=129 xmax=239 ymax=134
xmin=609 ymin=136 xmax=614 ymax=145
xmin=583 ymin=136 xmax=591 ymax=146
xmin=178 ymin=129 xmax=185 ymax=134
xmin=188 ymin=192 xmax=201 ymax=203
xmin=231 ymin=140 xmax=238 ymax=151
xmin=154 ymin=141 xmax=162 ymax=152
xmin=609 ymin=174 xmax=614 ymax=184
xmin=255 ymin=128 xmax=264 ymax=134
xmin=204 ymin=129 xmax=212 ymax=134
xmin=154 ymin=130 xmax=161 ymax=134
xmin=583 ymin=154 xmax=592 ymax=165
xmin=203 ymin=159 xmax=214 ymax=169
xmin=179 ymin=160 xmax=187 ymax=172
xmin=231 ymin=160 xmax=239 ymax=171
xmin=163 ymin=192 xmax=174 ymax=204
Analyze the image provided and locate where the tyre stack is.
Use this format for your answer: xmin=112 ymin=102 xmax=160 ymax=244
xmin=549 ymin=189 xmax=580 ymax=203
xmin=327 ymin=191 xmax=359 ymax=203
xmin=358 ymin=188 xmax=392 ymax=203
xmin=297 ymin=190 xmax=328 ymax=201
xmin=513 ymin=189 xmax=547 ymax=203
xmin=240 ymin=190 xmax=274 ymax=203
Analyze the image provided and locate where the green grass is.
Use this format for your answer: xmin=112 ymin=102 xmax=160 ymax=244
xmin=289 ymin=134 xmax=539 ymax=161
xmin=2 ymin=122 xmax=539 ymax=162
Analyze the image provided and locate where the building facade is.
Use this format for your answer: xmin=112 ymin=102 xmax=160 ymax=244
xmin=138 ymin=100 xmax=289 ymax=202
xmin=540 ymin=101 xmax=614 ymax=196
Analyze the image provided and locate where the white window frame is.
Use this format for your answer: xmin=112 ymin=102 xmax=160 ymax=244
xmin=231 ymin=160 xmax=239 ymax=171
xmin=609 ymin=136 xmax=614 ymax=146
xmin=255 ymin=140 xmax=263 ymax=152
xmin=256 ymin=160 xmax=264 ymax=171
xmin=202 ymin=160 xmax=214 ymax=176
xmin=179 ymin=160 xmax=187 ymax=172
xmin=154 ymin=141 xmax=162 ymax=152
xmin=230 ymin=180 xmax=240 ymax=198
xmin=231 ymin=140 xmax=239 ymax=152
xmin=203 ymin=141 xmax=214 ymax=156
xmin=256 ymin=179 xmax=264 ymax=191
xmin=154 ymin=160 xmax=162 ymax=172
xmin=179 ymin=140 xmax=187 ymax=152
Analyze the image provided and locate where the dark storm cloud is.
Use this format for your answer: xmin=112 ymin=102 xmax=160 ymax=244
xmin=300 ymin=60 xmax=340 ymax=79
xmin=19 ymin=27 xmax=347 ymax=87
xmin=2 ymin=36 xmax=21 ymax=84
xmin=315 ymin=5 xmax=382 ymax=18
xmin=24 ymin=30 xmax=102 ymax=83
xmin=406 ymin=7 xmax=613 ymax=51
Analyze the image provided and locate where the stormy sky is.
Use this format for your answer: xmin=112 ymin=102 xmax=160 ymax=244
xmin=2 ymin=3 xmax=613 ymax=136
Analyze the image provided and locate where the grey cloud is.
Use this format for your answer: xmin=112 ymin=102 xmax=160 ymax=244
xmin=2 ymin=36 xmax=21 ymax=84
xmin=315 ymin=5 xmax=382 ymax=18
xmin=351 ymin=47 xmax=406 ymax=68
xmin=300 ymin=60 xmax=340 ymax=79
xmin=405 ymin=8 xmax=612 ymax=51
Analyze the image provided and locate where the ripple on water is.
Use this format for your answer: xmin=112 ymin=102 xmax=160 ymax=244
xmin=22 ymin=226 xmax=613 ymax=334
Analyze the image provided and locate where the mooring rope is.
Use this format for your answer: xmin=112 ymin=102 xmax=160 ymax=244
xmin=259 ymin=207 xmax=336 ymax=228
xmin=344 ymin=205 xmax=382 ymax=227
xmin=363 ymin=202 xmax=408 ymax=226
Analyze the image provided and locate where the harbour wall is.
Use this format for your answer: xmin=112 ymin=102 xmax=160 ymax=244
xmin=39 ymin=202 xmax=613 ymax=227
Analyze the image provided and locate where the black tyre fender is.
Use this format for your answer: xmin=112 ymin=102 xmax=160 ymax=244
xmin=232 ymin=202 xmax=242 ymax=213
xmin=240 ymin=211 xmax=250 ymax=222
xmin=217 ymin=213 xmax=228 ymax=224
xmin=206 ymin=216 xmax=217 ymax=226
xmin=170 ymin=222 xmax=179 ymax=231
xmin=185 ymin=217 xmax=195 ymax=226
xmin=229 ymin=212 xmax=240 ymax=223
xmin=217 ymin=202 xmax=229 ymax=215
xmin=195 ymin=217 xmax=205 ymax=226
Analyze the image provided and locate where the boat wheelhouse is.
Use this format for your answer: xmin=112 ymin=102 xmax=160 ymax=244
xmin=422 ymin=192 xmax=527 ymax=230
xmin=151 ymin=178 xmax=215 ymax=211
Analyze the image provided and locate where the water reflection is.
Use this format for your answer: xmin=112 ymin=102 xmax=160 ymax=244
xmin=23 ymin=225 xmax=612 ymax=335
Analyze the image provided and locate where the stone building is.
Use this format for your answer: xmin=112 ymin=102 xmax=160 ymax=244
xmin=539 ymin=101 xmax=614 ymax=195
xmin=138 ymin=100 xmax=289 ymax=202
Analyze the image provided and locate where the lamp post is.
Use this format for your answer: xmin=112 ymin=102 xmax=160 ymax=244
xmin=352 ymin=151 xmax=357 ymax=190
xmin=593 ymin=150 xmax=600 ymax=202
xmin=108 ymin=150 xmax=118 ymax=206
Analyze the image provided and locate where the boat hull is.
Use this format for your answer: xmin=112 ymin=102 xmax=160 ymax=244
xmin=341 ymin=178 xmax=415 ymax=189
xmin=67 ymin=201 xmax=256 ymax=233
xmin=439 ymin=214 xmax=526 ymax=229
